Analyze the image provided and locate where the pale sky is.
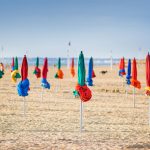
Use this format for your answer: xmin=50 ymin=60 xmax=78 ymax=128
xmin=0 ymin=0 xmax=149 ymax=58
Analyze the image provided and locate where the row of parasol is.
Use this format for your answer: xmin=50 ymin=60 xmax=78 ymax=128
xmin=2 ymin=52 xmax=95 ymax=131
xmin=119 ymin=54 xmax=150 ymax=109
xmin=9 ymin=52 xmax=96 ymax=98
xmin=119 ymin=54 xmax=150 ymax=126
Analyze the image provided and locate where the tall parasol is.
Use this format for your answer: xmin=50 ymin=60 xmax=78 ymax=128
xmin=87 ymin=57 xmax=93 ymax=86
xmin=11 ymin=57 xmax=21 ymax=82
xmin=41 ymin=57 xmax=50 ymax=89
xmin=119 ymin=57 xmax=126 ymax=77
xmin=131 ymin=58 xmax=141 ymax=107
xmin=70 ymin=57 xmax=75 ymax=77
xmin=0 ymin=63 xmax=4 ymax=78
xmin=145 ymin=53 xmax=150 ymax=125
xmin=17 ymin=55 xmax=30 ymax=116
xmin=73 ymin=51 xmax=92 ymax=132
xmin=11 ymin=57 xmax=15 ymax=72
xmin=55 ymin=57 xmax=64 ymax=79
xmin=33 ymin=57 xmax=41 ymax=78
xmin=126 ymin=59 xmax=131 ymax=85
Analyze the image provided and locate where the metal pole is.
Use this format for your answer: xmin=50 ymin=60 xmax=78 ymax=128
xmin=23 ymin=97 xmax=26 ymax=116
xmin=80 ymin=101 xmax=84 ymax=132
xmin=122 ymin=77 xmax=124 ymax=87
xmin=56 ymin=79 xmax=59 ymax=92
xmin=67 ymin=41 xmax=71 ymax=69
xmin=67 ymin=49 xmax=69 ymax=69
xmin=133 ymin=87 xmax=135 ymax=108
xmin=41 ymin=87 xmax=44 ymax=101
xmin=126 ymin=84 xmax=128 ymax=97
xmin=149 ymin=98 xmax=150 ymax=126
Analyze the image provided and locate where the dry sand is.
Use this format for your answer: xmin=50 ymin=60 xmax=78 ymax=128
xmin=0 ymin=64 xmax=150 ymax=150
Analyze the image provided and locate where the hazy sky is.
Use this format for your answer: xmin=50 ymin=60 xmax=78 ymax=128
xmin=0 ymin=0 xmax=149 ymax=58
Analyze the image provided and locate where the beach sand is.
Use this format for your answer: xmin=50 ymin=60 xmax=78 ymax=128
xmin=0 ymin=63 xmax=150 ymax=150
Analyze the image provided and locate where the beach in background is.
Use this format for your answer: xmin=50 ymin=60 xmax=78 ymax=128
xmin=1 ymin=57 xmax=120 ymax=67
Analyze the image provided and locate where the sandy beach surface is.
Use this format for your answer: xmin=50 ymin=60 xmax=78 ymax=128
xmin=1 ymin=63 xmax=150 ymax=150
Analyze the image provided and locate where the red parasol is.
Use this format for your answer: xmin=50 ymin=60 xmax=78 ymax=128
xmin=71 ymin=57 xmax=74 ymax=68
xmin=122 ymin=57 xmax=125 ymax=70
xmin=21 ymin=55 xmax=28 ymax=81
xmin=119 ymin=57 xmax=126 ymax=76
xmin=42 ymin=58 xmax=48 ymax=79
xmin=92 ymin=70 xmax=96 ymax=78
xmin=131 ymin=58 xmax=141 ymax=89
xmin=70 ymin=58 xmax=75 ymax=77
xmin=11 ymin=57 xmax=14 ymax=72
xmin=146 ymin=53 xmax=150 ymax=95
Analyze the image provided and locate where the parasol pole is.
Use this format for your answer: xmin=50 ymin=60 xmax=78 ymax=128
xmin=59 ymin=79 xmax=61 ymax=91
xmin=80 ymin=100 xmax=84 ymax=132
xmin=56 ymin=79 xmax=59 ymax=92
xmin=149 ymin=97 xmax=150 ymax=126
xmin=54 ymin=79 xmax=59 ymax=105
xmin=67 ymin=41 xmax=71 ymax=69
xmin=133 ymin=87 xmax=135 ymax=108
xmin=67 ymin=49 xmax=69 ymax=69
xmin=23 ymin=97 xmax=26 ymax=116
xmin=122 ymin=77 xmax=124 ymax=87
xmin=41 ymin=87 xmax=44 ymax=101
xmin=126 ymin=84 xmax=128 ymax=97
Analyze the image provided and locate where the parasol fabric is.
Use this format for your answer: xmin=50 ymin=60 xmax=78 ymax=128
xmin=14 ymin=57 xmax=21 ymax=79
xmin=55 ymin=57 xmax=64 ymax=79
xmin=41 ymin=58 xmax=50 ymax=89
xmin=92 ymin=58 xmax=96 ymax=78
xmin=0 ymin=63 xmax=4 ymax=78
xmin=87 ymin=57 xmax=93 ymax=86
xmin=92 ymin=70 xmax=96 ymax=78
xmin=14 ymin=57 xmax=19 ymax=70
xmin=70 ymin=58 xmax=75 ymax=77
xmin=119 ymin=57 xmax=126 ymax=77
xmin=33 ymin=57 xmax=41 ymax=78
xmin=131 ymin=58 xmax=141 ymax=89
xmin=145 ymin=53 xmax=150 ymax=95
xmin=126 ymin=59 xmax=132 ymax=85
xmin=17 ymin=55 xmax=30 ymax=97
xmin=11 ymin=57 xmax=21 ymax=82
xmin=11 ymin=57 xmax=15 ymax=72
xmin=73 ymin=51 xmax=92 ymax=102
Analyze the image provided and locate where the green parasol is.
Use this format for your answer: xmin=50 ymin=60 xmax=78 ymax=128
xmin=58 ymin=57 xmax=61 ymax=69
xmin=0 ymin=71 xmax=3 ymax=78
xmin=14 ymin=57 xmax=18 ymax=70
xmin=73 ymin=51 xmax=86 ymax=96
xmin=14 ymin=57 xmax=21 ymax=78
xmin=33 ymin=57 xmax=39 ymax=74
xmin=78 ymin=51 xmax=86 ymax=86
xmin=55 ymin=57 xmax=63 ymax=79
xmin=0 ymin=63 xmax=4 ymax=78
xmin=36 ymin=57 xmax=39 ymax=67
xmin=73 ymin=51 xmax=92 ymax=132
